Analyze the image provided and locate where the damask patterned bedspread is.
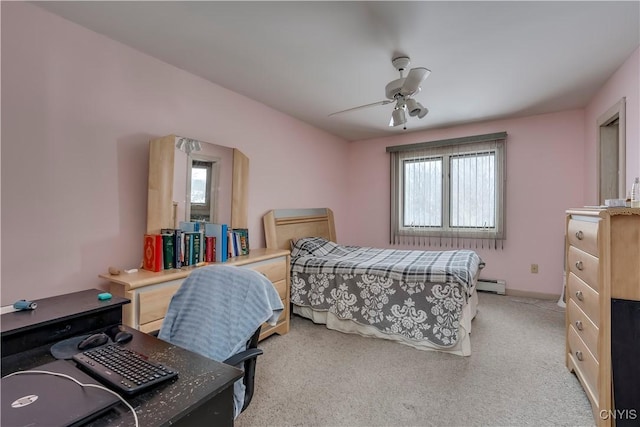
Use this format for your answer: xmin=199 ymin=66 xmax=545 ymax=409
xmin=290 ymin=237 xmax=485 ymax=348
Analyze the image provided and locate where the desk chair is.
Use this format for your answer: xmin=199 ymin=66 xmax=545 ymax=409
xmin=158 ymin=265 xmax=284 ymax=418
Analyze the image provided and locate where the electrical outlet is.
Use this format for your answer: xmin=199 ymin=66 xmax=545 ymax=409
xmin=531 ymin=264 xmax=539 ymax=274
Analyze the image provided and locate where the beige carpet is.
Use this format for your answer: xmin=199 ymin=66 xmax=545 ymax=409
xmin=236 ymin=292 xmax=594 ymax=427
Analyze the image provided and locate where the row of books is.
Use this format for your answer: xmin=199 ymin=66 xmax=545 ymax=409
xmin=142 ymin=222 xmax=249 ymax=272
xmin=228 ymin=228 xmax=249 ymax=258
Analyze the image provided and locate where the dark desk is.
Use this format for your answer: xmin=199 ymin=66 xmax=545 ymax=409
xmin=1 ymin=290 xmax=243 ymax=426
xmin=1 ymin=289 xmax=130 ymax=359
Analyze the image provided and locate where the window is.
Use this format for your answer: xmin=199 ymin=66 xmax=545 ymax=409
xmin=388 ymin=132 xmax=506 ymax=246
xmin=189 ymin=159 xmax=214 ymax=222
xmin=190 ymin=164 xmax=209 ymax=204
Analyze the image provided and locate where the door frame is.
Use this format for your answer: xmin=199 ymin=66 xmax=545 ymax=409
xmin=597 ymin=97 xmax=626 ymax=203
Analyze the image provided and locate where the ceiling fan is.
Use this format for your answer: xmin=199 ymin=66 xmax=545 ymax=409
xmin=329 ymin=56 xmax=431 ymax=129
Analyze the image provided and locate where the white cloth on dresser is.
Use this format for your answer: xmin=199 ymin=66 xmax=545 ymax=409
xmin=158 ymin=265 xmax=283 ymax=418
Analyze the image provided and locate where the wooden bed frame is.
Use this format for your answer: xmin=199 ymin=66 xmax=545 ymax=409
xmin=263 ymin=208 xmax=336 ymax=250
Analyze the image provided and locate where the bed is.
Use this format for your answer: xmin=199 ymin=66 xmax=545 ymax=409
xmin=263 ymin=208 xmax=485 ymax=356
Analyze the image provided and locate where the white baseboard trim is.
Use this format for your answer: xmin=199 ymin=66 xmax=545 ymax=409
xmin=505 ymin=289 xmax=561 ymax=301
xmin=476 ymin=279 xmax=506 ymax=295
xmin=476 ymin=279 xmax=563 ymax=302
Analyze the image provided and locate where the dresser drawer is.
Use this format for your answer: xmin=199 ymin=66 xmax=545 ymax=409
xmin=138 ymin=280 xmax=182 ymax=326
xmin=568 ymin=325 xmax=599 ymax=403
xmin=244 ymin=258 xmax=286 ymax=283
xmin=273 ymin=301 xmax=289 ymax=325
xmin=568 ymin=298 xmax=599 ymax=360
xmin=567 ymin=218 xmax=599 ymax=257
xmin=272 ymin=279 xmax=287 ymax=300
xmin=259 ymin=302 xmax=289 ymax=341
xmin=568 ymin=246 xmax=599 ymax=292
xmin=567 ymin=272 xmax=600 ymax=327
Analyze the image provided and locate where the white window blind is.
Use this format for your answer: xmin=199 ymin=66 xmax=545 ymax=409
xmin=388 ymin=132 xmax=506 ymax=248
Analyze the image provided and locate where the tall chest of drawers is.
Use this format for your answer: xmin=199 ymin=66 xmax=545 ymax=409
xmin=565 ymin=208 xmax=640 ymax=426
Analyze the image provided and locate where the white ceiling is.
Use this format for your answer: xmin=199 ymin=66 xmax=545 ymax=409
xmin=35 ymin=1 xmax=640 ymax=141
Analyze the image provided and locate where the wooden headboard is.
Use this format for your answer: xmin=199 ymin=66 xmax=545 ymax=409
xmin=263 ymin=208 xmax=337 ymax=250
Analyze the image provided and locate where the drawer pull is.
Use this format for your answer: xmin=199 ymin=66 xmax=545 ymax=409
xmin=575 ymin=261 xmax=584 ymax=271
xmin=575 ymin=320 xmax=583 ymax=331
xmin=575 ymin=351 xmax=583 ymax=361
xmin=575 ymin=290 xmax=584 ymax=301
xmin=575 ymin=230 xmax=584 ymax=240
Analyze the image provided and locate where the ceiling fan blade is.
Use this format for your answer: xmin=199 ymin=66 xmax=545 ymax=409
xmin=400 ymin=67 xmax=431 ymax=96
xmin=328 ymin=100 xmax=393 ymax=117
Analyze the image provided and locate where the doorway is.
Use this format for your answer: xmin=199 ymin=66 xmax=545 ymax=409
xmin=597 ymin=98 xmax=626 ymax=205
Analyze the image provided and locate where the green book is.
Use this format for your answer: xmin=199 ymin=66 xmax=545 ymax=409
xmin=192 ymin=232 xmax=201 ymax=264
xmin=162 ymin=233 xmax=175 ymax=269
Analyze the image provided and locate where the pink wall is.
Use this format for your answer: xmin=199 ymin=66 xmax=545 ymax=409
xmin=584 ymin=47 xmax=640 ymax=204
xmin=346 ymin=111 xmax=586 ymax=296
xmin=1 ymin=3 xmax=349 ymax=304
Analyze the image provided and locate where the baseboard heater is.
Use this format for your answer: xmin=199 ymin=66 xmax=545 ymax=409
xmin=476 ymin=279 xmax=506 ymax=295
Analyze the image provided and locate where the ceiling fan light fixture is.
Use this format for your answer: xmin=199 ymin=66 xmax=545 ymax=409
xmin=406 ymin=99 xmax=429 ymax=119
xmin=175 ymin=137 xmax=202 ymax=154
xmin=406 ymin=98 xmax=420 ymax=117
xmin=390 ymin=108 xmax=407 ymax=127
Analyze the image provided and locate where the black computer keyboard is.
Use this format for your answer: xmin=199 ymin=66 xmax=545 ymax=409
xmin=73 ymin=344 xmax=178 ymax=395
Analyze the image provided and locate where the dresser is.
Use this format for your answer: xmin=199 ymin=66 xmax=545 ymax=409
xmin=565 ymin=207 xmax=640 ymax=426
xmin=101 ymin=248 xmax=290 ymax=341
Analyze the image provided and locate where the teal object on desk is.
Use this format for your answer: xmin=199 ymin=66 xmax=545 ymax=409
xmin=13 ymin=299 xmax=37 ymax=310
xmin=98 ymin=292 xmax=112 ymax=301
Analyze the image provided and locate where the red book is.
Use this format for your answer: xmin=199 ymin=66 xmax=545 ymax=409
xmin=205 ymin=236 xmax=214 ymax=262
xmin=143 ymin=234 xmax=163 ymax=272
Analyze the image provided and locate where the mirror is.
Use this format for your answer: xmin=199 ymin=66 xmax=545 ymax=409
xmin=147 ymin=134 xmax=248 ymax=234
xmin=172 ymin=140 xmax=234 ymax=225
xmin=188 ymin=157 xmax=220 ymax=222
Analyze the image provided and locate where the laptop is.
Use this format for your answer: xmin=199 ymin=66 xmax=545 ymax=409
xmin=1 ymin=359 xmax=120 ymax=427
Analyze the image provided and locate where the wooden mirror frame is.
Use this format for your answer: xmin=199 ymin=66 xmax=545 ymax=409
xmin=146 ymin=134 xmax=248 ymax=234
